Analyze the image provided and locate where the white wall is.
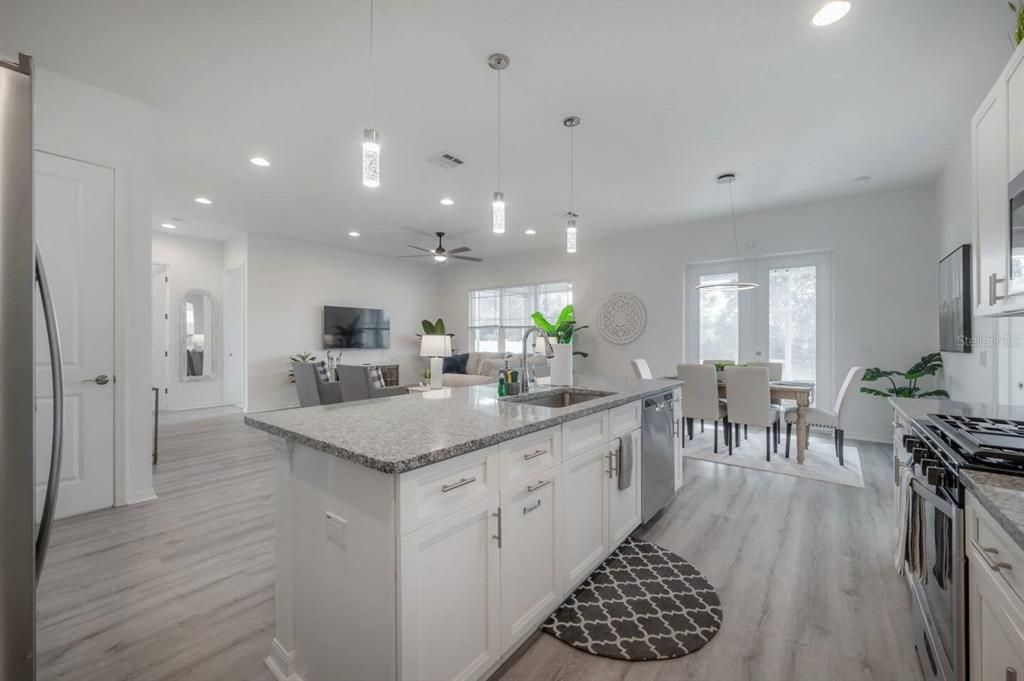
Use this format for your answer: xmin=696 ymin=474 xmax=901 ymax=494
xmin=152 ymin=232 xmax=228 ymax=410
xmin=34 ymin=68 xmax=156 ymax=504
xmin=439 ymin=185 xmax=940 ymax=442
xmin=246 ymin=233 xmax=442 ymax=412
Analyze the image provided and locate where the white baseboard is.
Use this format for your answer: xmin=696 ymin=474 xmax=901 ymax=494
xmin=123 ymin=487 xmax=157 ymax=505
xmin=266 ymin=638 xmax=302 ymax=681
xmin=162 ymin=402 xmax=231 ymax=413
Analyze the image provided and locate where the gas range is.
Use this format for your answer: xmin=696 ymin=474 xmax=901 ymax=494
xmin=924 ymin=414 xmax=1024 ymax=477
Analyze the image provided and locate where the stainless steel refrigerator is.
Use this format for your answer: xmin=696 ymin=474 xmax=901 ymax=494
xmin=0 ymin=52 xmax=66 ymax=681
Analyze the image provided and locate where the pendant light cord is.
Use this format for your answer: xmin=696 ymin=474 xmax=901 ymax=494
xmin=368 ymin=0 xmax=375 ymax=122
xmin=496 ymin=68 xmax=502 ymax=191
xmin=729 ymin=182 xmax=740 ymax=258
xmin=569 ymin=125 xmax=575 ymax=214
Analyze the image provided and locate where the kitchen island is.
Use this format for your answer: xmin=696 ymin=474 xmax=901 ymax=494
xmin=245 ymin=376 xmax=682 ymax=681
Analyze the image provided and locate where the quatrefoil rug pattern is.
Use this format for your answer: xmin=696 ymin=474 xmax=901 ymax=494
xmin=542 ymin=537 xmax=722 ymax=660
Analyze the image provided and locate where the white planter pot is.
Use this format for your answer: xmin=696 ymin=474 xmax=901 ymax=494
xmin=550 ymin=343 xmax=573 ymax=386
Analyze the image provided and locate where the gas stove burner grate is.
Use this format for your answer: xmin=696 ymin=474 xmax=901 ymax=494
xmin=928 ymin=413 xmax=1024 ymax=471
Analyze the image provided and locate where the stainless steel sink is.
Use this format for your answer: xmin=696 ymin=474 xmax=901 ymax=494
xmin=505 ymin=389 xmax=614 ymax=408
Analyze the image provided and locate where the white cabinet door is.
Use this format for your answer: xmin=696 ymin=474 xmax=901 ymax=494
xmin=973 ymin=80 xmax=1010 ymax=313
xmin=399 ymin=497 xmax=501 ymax=681
xmin=562 ymin=442 xmax=610 ymax=589
xmin=1008 ymin=47 xmax=1024 ymax=183
xmin=673 ymin=392 xmax=683 ymax=492
xmin=969 ymin=554 xmax=1024 ymax=681
xmin=499 ymin=469 xmax=562 ymax=651
xmin=607 ymin=429 xmax=642 ymax=548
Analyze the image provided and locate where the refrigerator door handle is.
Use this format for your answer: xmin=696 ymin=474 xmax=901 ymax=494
xmin=34 ymin=247 xmax=64 ymax=585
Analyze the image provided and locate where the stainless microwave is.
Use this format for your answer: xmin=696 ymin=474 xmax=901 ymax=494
xmin=1010 ymin=168 xmax=1024 ymax=297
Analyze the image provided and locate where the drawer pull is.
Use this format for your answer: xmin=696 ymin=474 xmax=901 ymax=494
xmin=971 ymin=539 xmax=1013 ymax=572
xmin=991 ymin=273 xmax=1007 ymax=306
xmin=523 ymin=448 xmax=548 ymax=461
xmin=492 ymin=508 xmax=502 ymax=548
xmin=523 ymin=499 xmax=542 ymax=515
xmin=527 ymin=479 xmax=552 ymax=493
xmin=441 ymin=476 xmax=476 ymax=494
xmin=1008 ymin=667 xmax=1017 ymax=681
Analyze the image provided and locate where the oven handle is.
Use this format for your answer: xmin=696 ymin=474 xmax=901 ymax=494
xmin=910 ymin=477 xmax=955 ymax=517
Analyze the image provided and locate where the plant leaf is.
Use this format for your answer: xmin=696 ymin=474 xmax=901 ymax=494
xmin=555 ymin=304 xmax=575 ymax=328
xmin=531 ymin=311 xmax=555 ymax=336
xmin=435 ymin=318 xmax=446 ymax=335
xmin=860 ymin=387 xmax=893 ymax=397
xmin=918 ymin=389 xmax=951 ymax=398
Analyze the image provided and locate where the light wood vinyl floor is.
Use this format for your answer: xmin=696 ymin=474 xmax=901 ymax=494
xmin=37 ymin=414 xmax=921 ymax=681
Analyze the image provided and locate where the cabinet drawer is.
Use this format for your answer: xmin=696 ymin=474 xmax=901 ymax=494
xmin=608 ymin=401 xmax=642 ymax=438
xmin=399 ymin=447 xmax=498 ymax=534
xmin=499 ymin=426 xmax=561 ymax=489
xmin=562 ymin=411 xmax=610 ymax=461
xmin=968 ymin=494 xmax=1024 ymax=606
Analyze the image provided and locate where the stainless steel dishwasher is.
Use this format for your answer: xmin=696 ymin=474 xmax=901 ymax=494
xmin=641 ymin=391 xmax=676 ymax=523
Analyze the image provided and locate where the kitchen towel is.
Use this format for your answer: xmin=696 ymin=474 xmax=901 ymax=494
xmin=895 ymin=465 xmax=925 ymax=577
xmin=617 ymin=436 xmax=634 ymax=491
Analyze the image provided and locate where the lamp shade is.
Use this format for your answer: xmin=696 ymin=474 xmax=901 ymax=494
xmin=420 ymin=334 xmax=452 ymax=358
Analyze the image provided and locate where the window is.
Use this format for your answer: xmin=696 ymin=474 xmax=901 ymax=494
xmin=768 ymin=265 xmax=817 ymax=382
xmin=468 ymin=281 xmax=572 ymax=353
xmin=697 ymin=272 xmax=739 ymax=363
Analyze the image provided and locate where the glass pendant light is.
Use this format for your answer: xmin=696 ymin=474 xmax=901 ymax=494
xmin=488 ymin=53 xmax=509 ymax=234
xmin=564 ymin=116 xmax=580 ymax=253
xmin=361 ymin=0 xmax=380 ymax=188
xmin=696 ymin=173 xmax=758 ymax=291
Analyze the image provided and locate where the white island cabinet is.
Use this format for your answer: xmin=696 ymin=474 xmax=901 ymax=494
xmin=249 ymin=378 xmax=677 ymax=681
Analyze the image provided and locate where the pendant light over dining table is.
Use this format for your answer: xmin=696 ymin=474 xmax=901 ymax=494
xmin=564 ymin=116 xmax=580 ymax=254
xmin=695 ymin=173 xmax=759 ymax=291
xmin=361 ymin=0 xmax=380 ymax=188
xmin=488 ymin=53 xmax=509 ymax=234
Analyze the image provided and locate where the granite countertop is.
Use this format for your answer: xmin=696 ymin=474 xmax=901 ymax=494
xmin=245 ymin=375 xmax=681 ymax=474
xmin=962 ymin=470 xmax=1024 ymax=551
xmin=889 ymin=397 xmax=1024 ymax=551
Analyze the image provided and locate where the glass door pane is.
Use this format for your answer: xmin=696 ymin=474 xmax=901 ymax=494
xmin=698 ymin=272 xmax=739 ymax=363
xmin=768 ymin=265 xmax=816 ymax=381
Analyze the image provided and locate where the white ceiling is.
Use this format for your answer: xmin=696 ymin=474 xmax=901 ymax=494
xmin=0 ymin=0 xmax=1012 ymax=259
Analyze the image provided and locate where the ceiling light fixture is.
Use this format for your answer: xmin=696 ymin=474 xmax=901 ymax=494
xmin=250 ymin=157 xmax=270 ymax=167
xmin=489 ymin=53 xmax=509 ymax=234
xmin=564 ymin=116 xmax=581 ymax=254
xmin=348 ymin=231 xmax=360 ymax=237
xmin=433 ymin=254 xmax=448 ymax=263
xmin=695 ymin=174 xmax=758 ymax=292
xmin=361 ymin=0 xmax=381 ymax=188
xmin=525 ymin=228 xmax=536 ymax=235
xmin=194 ymin=197 xmax=212 ymax=205
xmin=160 ymin=223 xmax=176 ymax=229
xmin=811 ymin=1 xmax=851 ymax=26
xmin=440 ymin=197 xmax=454 ymax=206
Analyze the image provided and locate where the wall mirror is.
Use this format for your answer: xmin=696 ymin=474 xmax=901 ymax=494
xmin=181 ymin=289 xmax=217 ymax=381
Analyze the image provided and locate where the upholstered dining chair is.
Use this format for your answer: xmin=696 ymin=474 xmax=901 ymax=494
xmin=630 ymin=359 xmax=653 ymax=380
xmin=724 ymin=366 xmax=780 ymax=460
xmin=748 ymin=361 xmax=783 ymax=381
xmin=677 ymin=363 xmax=729 ymax=453
xmin=785 ymin=366 xmax=865 ymax=466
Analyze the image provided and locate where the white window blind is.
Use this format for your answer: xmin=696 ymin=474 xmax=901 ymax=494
xmin=468 ymin=281 xmax=572 ymax=352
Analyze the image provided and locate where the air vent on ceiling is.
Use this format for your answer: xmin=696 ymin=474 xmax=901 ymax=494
xmin=428 ymin=152 xmax=465 ymax=169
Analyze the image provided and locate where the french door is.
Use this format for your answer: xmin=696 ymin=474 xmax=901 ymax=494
xmin=685 ymin=252 xmax=834 ymax=406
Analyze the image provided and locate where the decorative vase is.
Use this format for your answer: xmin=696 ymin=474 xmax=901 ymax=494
xmin=550 ymin=343 xmax=573 ymax=386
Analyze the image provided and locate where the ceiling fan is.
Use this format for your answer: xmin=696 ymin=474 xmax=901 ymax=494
xmin=401 ymin=232 xmax=482 ymax=263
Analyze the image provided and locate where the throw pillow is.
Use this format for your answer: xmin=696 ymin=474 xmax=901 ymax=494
xmin=369 ymin=366 xmax=385 ymax=389
xmin=315 ymin=362 xmax=334 ymax=384
xmin=443 ymin=352 xmax=470 ymax=374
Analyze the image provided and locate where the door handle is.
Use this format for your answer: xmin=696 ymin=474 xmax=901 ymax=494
xmin=86 ymin=374 xmax=111 ymax=385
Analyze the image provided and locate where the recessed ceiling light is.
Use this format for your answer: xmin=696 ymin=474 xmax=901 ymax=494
xmin=811 ymin=1 xmax=851 ymax=26
xmin=525 ymin=228 xmax=537 ymax=235
xmin=348 ymin=231 xmax=360 ymax=237
xmin=440 ymin=197 xmax=454 ymax=206
xmin=250 ymin=157 xmax=271 ymax=167
xmin=194 ymin=197 xmax=212 ymax=205
xmin=160 ymin=223 xmax=176 ymax=229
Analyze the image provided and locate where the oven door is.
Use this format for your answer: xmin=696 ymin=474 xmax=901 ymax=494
xmin=909 ymin=477 xmax=965 ymax=681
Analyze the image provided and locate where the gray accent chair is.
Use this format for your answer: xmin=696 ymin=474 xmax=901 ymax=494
xmin=337 ymin=365 xmax=409 ymax=402
xmin=292 ymin=362 xmax=343 ymax=407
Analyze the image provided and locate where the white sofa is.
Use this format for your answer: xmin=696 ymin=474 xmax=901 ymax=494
xmin=441 ymin=351 xmax=548 ymax=388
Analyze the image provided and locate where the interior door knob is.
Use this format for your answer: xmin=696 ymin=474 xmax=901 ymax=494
xmin=91 ymin=374 xmax=110 ymax=385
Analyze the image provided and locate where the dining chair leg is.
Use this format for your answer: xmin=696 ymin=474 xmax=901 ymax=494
xmin=836 ymin=429 xmax=845 ymax=466
xmin=765 ymin=427 xmax=771 ymax=461
xmin=734 ymin=423 xmax=740 ymax=446
xmin=785 ymin=423 xmax=792 ymax=458
xmin=744 ymin=424 xmax=748 ymax=439
xmin=726 ymin=419 xmax=733 ymax=455
xmin=833 ymin=429 xmax=839 ymax=457
xmin=700 ymin=419 xmax=705 ymax=433
xmin=713 ymin=420 xmax=718 ymax=453
xmin=772 ymin=420 xmax=778 ymax=453
xmin=688 ymin=417 xmax=694 ymax=440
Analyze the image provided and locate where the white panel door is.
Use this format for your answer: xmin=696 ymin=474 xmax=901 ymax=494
xmin=223 ymin=265 xmax=245 ymax=407
xmin=562 ymin=442 xmax=609 ymax=589
xmin=399 ymin=497 xmax=501 ymax=681
xmin=499 ymin=469 xmax=562 ymax=651
xmin=34 ymin=152 xmax=115 ymax=519
xmin=607 ymin=429 xmax=642 ymax=547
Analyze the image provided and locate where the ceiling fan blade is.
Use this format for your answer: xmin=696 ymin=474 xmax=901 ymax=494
xmin=398 ymin=254 xmax=432 ymax=258
xmin=452 ymin=255 xmax=483 ymax=262
xmin=406 ymin=245 xmax=433 ymax=253
xmin=447 ymin=246 xmax=471 ymax=254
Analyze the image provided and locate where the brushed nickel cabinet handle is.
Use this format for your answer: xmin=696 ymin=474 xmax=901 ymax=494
xmin=527 ymin=479 xmax=552 ymax=493
xmin=971 ymin=539 xmax=1012 ymax=572
xmin=491 ymin=508 xmax=502 ymax=548
xmin=991 ymin=273 xmax=1007 ymax=306
xmin=523 ymin=448 xmax=548 ymax=461
xmin=441 ymin=476 xmax=476 ymax=493
xmin=522 ymin=499 xmax=542 ymax=515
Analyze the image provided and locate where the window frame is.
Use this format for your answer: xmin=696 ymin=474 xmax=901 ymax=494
xmin=468 ymin=280 xmax=573 ymax=353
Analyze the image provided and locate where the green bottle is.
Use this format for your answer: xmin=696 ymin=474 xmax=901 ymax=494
xmin=498 ymin=376 xmax=507 ymax=397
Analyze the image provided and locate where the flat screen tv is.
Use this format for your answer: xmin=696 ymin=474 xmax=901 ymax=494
xmin=322 ymin=306 xmax=391 ymax=349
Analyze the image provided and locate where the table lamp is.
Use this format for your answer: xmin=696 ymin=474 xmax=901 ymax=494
xmin=420 ymin=335 xmax=452 ymax=389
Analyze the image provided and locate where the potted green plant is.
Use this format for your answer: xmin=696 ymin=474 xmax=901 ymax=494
xmin=531 ymin=305 xmax=588 ymax=386
xmin=860 ymin=352 xmax=950 ymax=399
xmin=287 ymin=352 xmax=318 ymax=383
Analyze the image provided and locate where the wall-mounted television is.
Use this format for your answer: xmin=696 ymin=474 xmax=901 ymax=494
xmin=322 ymin=306 xmax=391 ymax=349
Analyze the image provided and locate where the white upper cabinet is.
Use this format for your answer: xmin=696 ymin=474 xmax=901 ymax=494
xmin=1008 ymin=50 xmax=1024 ymax=181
